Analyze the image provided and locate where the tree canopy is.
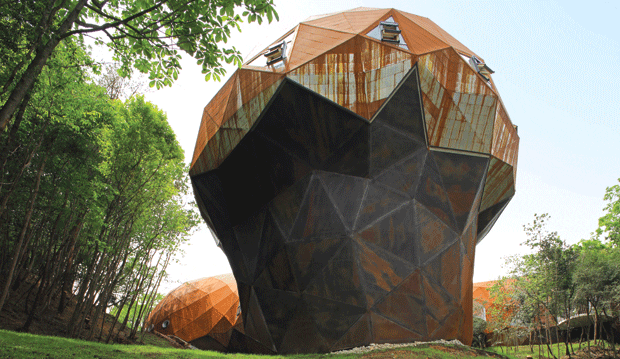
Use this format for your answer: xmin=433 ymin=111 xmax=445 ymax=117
xmin=0 ymin=0 xmax=278 ymax=130
xmin=0 ymin=40 xmax=199 ymax=340
xmin=487 ymin=185 xmax=620 ymax=357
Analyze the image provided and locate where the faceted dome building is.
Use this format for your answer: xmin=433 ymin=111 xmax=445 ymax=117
xmin=189 ymin=7 xmax=519 ymax=354
xmin=145 ymin=274 xmax=241 ymax=351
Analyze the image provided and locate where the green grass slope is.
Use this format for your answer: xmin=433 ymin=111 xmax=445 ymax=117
xmin=0 ymin=329 xmax=512 ymax=359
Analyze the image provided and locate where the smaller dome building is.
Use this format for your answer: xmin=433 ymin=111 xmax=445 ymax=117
xmin=145 ymin=274 xmax=241 ymax=351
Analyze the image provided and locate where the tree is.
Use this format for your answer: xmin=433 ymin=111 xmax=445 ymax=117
xmin=597 ymin=179 xmax=620 ymax=246
xmin=0 ymin=41 xmax=199 ymax=340
xmin=500 ymin=214 xmax=576 ymax=358
xmin=0 ymin=0 xmax=278 ymax=131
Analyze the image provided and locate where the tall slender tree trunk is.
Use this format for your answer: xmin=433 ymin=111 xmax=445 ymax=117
xmin=0 ymin=156 xmax=46 ymax=313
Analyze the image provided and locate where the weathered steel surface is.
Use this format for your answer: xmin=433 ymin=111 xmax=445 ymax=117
xmin=288 ymin=35 xmax=413 ymax=119
xmin=303 ymin=8 xmax=391 ymax=34
xmin=190 ymin=69 xmax=283 ymax=176
xmin=397 ymin=9 xmax=477 ymax=58
xmin=189 ymin=7 xmax=519 ymax=354
xmin=286 ymin=24 xmax=356 ymax=70
xmin=145 ymin=274 xmax=242 ymax=352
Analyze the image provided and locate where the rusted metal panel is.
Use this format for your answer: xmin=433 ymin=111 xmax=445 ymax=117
xmin=391 ymin=10 xmax=450 ymax=55
xmin=479 ymin=156 xmax=515 ymax=213
xmin=344 ymin=8 xmax=392 ymax=33
xmin=190 ymin=69 xmax=283 ymax=176
xmin=302 ymin=12 xmax=355 ymax=33
xmin=397 ymin=10 xmax=478 ymax=59
xmin=418 ymin=48 xmax=494 ymax=96
xmin=491 ymin=103 xmax=519 ymax=177
xmin=371 ymin=311 xmax=423 ymax=343
xmin=190 ymin=76 xmax=235 ymax=170
xmin=418 ymin=49 xmax=497 ymax=153
xmin=286 ymin=24 xmax=356 ymax=71
xmin=288 ymin=35 xmax=413 ymax=120
xmin=330 ymin=313 xmax=372 ymax=351
xmin=146 ymin=274 xmax=240 ymax=346
xmin=222 ymin=69 xmax=284 ymax=129
xmin=452 ymin=92 xmax=496 ymax=148
xmin=303 ymin=8 xmax=391 ymax=34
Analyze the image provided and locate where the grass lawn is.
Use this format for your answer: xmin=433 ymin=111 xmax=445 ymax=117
xmin=0 ymin=329 xmax=513 ymax=359
xmin=483 ymin=340 xmax=619 ymax=359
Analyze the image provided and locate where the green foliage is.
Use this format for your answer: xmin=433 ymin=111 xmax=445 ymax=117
xmin=597 ymin=179 xmax=620 ymax=245
xmin=0 ymin=41 xmax=199 ymax=337
xmin=491 ymin=186 xmax=620 ymax=357
xmin=573 ymin=239 xmax=620 ymax=315
xmin=472 ymin=317 xmax=487 ymax=348
xmin=0 ymin=0 xmax=278 ymax=92
xmin=111 ymin=293 xmax=164 ymax=328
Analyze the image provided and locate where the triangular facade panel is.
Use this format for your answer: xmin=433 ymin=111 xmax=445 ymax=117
xmin=288 ymin=35 xmax=413 ymax=120
xmin=286 ymin=24 xmax=356 ymax=70
xmin=396 ymin=10 xmax=478 ymax=58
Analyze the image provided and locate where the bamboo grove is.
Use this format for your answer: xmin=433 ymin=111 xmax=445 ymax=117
xmin=0 ymin=37 xmax=199 ymax=340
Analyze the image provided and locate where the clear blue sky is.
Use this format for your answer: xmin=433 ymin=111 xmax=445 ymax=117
xmin=142 ymin=0 xmax=620 ymax=291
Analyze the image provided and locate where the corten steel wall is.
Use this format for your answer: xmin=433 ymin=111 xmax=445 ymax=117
xmin=189 ymin=8 xmax=519 ymax=354
xmin=146 ymin=274 xmax=242 ymax=351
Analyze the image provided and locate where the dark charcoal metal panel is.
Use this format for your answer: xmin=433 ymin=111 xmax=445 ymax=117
xmin=251 ymin=132 xmax=314 ymax=201
xmin=279 ymin=301 xmax=330 ymax=353
xmin=228 ymin=328 xmax=276 ymax=354
xmin=322 ymin=125 xmax=370 ymax=177
xmin=372 ymin=269 xmax=426 ymax=335
xmin=285 ymin=236 xmax=348 ymax=292
xmin=253 ymin=211 xmax=288 ymax=285
xmin=191 ymin=171 xmax=231 ymax=233
xmin=253 ymin=287 xmax=301 ymax=351
xmin=421 ymin=274 xmax=458 ymax=325
xmin=190 ymin=334 xmax=229 ymax=352
xmin=356 ymin=201 xmax=418 ymax=264
xmin=355 ymin=240 xmax=416 ymax=308
xmin=431 ymin=150 xmax=489 ymax=233
xmin=423 ymin=240 xmax=462 ymax=302
xmin=233 ymin=211 xmax=266 ymax=279
xmin=372 ymin=65 xmax=426 ymax=144
xmin=374 ymin=147 xmax=427 ymax=197
xmin=237 ymin=281 xmax=251 ymax=325
xmin=317 ymin=172 xmax=368 ymax=231
xmin=414 ymin=153 xmax=459 ymax=231
xmin=370 ymin=312 xmax=424 ymax=343
xmin=303 ymin=293 xmax=367 ymax=347
xmin=244 ymin=288 xmax=276 ymax=352
xmin=414 ymin=201 xmax=458 ymax=265
xmin=268 ymin=174 xmax=313 ymax=240
xmin=330 ymin=312 xmax=372 ymax=351
xmin=370 ymin=121 xmax=425 ymax=178
xmin=215 ymin=135 xmax=277 ymax=226
xmin=253 ymin=243 xmax=298 ymax=292
xmin=255 ymin=79 xmax=368 ymax=169
xmin=353 ymin=182 xmax=410 ymax=231
xmin=302 ymin=238 xmax=367 ymax=308
xmin=289 ymin=175 xmax=347 ymax=241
